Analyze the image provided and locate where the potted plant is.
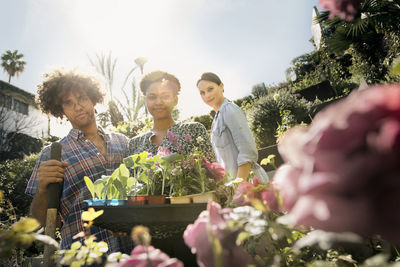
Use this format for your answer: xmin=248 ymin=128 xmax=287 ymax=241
xmin=123 ymin=152 xmax=167 ymax=205
xmin=156 ymin=134 xmax=225 ymax=204
xmin=84 ymin=163 xmax=136 ymax=206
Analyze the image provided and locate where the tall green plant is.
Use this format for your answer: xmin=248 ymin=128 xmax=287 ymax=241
xmin=88 ymin=52 xmax=147 ymax=128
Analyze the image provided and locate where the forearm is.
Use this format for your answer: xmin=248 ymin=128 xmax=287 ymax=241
xmin=30 ymin=190 xmax=48 ymax=226
xmin=236 ymin=162 xmax=251 ymax=180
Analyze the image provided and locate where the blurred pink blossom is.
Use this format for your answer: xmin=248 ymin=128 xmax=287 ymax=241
xmin=157 ymin=146 xmax=172 ymax=156
xmin=205 ymin=162 xmax=226 ymax=182
xmin=106 ymin=245 xmax=183 ymax=267
xmin=232 ymin=177 xmax=279 ymax=211
xmin=319 ymin=0 xmax=364 ymax=20
xmin=183 ymin=201 xmax=253 ymax=267
xmin=274 ymin=84 xmax=400 ymax=244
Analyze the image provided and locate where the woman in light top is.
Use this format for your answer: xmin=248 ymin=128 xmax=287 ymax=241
xmin=197 ymin=72 xmax=269 ymax=183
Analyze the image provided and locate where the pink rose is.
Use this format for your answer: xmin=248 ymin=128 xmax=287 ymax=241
xmin=275 ymin=84 xmax=400 ymax=244
xmin=106 ymin=245 xmax=183 ymax=267
xmin=319 ymin=0 xmax=364 ymax=20
xmin=183 ymin=201 xmax=253 ymax=267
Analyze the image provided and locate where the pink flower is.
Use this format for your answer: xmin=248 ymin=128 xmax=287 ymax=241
xmin=166 ymin=131 xmax=178 ymax=145
xmin=184 ymin=134 xmax=192 ymax=142
xmin=232 ymin=177 xmax=279 ymax=211
xmin=319 ymin=0 xmax=364 ymax=21
xmin=205 ymin=162 xmax=226 ymax=182
xmin=275 ymin=84 xmax=400 ymax=244
xmin=106 ymin=245 xmax=183 ymax=267
xmin=157 ymin=146 xmax=172 ymax=156
xmin=183 ymin=201 xmax=253 ymax=267
xmin=260 ymin=183 xmax=279 ymax=212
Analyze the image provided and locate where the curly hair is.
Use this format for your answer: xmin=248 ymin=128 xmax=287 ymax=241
xmin=36 ymin=69 xmax=105 ymax=118
xmin=139 ymin=70 xmax=181 ymax=95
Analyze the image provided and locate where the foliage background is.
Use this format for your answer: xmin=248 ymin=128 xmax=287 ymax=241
xmin=0 ymin=154 xmax=37 ymax=218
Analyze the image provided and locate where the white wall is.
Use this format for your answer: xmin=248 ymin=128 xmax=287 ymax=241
xmin=1 ymin=103 xmax=70 ymax=139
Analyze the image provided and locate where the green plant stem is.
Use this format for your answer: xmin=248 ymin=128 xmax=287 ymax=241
xmin=161 ymin=170 xmax=166 ymax=195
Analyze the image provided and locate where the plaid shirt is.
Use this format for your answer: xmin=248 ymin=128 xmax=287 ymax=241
xmin=25 ymin=127 xmax=129 ymax=251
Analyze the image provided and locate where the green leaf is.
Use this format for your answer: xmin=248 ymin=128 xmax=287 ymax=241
xmin=139 ymin=172 xmax=148 ymax=183
xmin=236 ymin=232 xmax=250 ymax=245
xmin=84 ymin=176 xmax=95 ymax=199
xmin=113 ymin=180 xmax=125 ymax=199
xmin=391 ymin=57 xmax=400 ymax=76
xmin=94 ymin=182 xmax=105 ymax=199
xmin=16 ymin=233 xmax=36 ymax=247
xmin=123 ymin=156 xmax=135 ymax=168
xmin=161 ymin=153 xmax=181 ymax=163
xmin=127 ymin=177 xmax=137 ymax=189
xmin=11 ymin=218 xmax=40 ymax=233
xmin=119 ymin=164 xmax=129 ymax=179
xmin=260 ymin=154 xmax=276 ymax=166
xmin=111 ymin=167 xmax=120 ymax=179
xmin=71 ymin=241 xmax=82 ymax=250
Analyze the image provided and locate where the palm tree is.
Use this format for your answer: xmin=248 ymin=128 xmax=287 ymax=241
xmin=315 ymin=0 xmax=400 ymax=83
xmin=1 ymin=50 xmax=26 ymax=83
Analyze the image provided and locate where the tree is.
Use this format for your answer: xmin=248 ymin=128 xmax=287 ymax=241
xmin=251 ymin=83 xmax=268 ymax=98
xmin=88 ymin=52 xmax=147 ymax=127
xmin=315 ymin=0 xmax=400 ymax=84
xmin=1 ymin=50 xmax=26 ymax=83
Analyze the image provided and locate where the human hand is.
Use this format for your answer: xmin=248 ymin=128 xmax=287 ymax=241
xmin=37 ymin=160 xmax=68 ymax=194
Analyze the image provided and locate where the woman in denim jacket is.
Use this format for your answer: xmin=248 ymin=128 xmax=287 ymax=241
xmin=197 ymin=72 xmax=269 ymax=183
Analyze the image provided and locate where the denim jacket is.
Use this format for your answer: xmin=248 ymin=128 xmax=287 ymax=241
xmin=211 ymin=99 xmax=269 ymax=183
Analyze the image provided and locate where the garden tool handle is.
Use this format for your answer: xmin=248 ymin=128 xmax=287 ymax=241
xmin=44 ymin=142 xmax=62 ymax=267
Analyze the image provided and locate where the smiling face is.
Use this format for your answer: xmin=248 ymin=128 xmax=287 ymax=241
xmin=197 ymin=80 xmax=225 ymax=111
xmin=145 ymin=80 xmax=178 ymax=120
xmin=61 ymin=91 xmax=96 ymax=130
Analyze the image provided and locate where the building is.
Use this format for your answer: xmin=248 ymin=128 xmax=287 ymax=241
xmin=0 ymin=80 xmax=69 ymax=139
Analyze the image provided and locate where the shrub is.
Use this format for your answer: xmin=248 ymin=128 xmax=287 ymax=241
xmin=0 ymin=132 xmax=43 ymax=161
xmin=0 ymin=153 xmax=39 ymax=218
xmin=247 ymin=90 xmax=312 ymax=148
xmin=190 ymin=114 xmax=214 ymax=131
xmin=112 ymin=118 xmax=153 ymax=139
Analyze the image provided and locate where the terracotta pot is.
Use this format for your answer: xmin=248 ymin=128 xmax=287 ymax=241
xmin=128 ymin=195 xmax=148 ymax=205
xmin=148 ymin=195 xmax=167 ymax=205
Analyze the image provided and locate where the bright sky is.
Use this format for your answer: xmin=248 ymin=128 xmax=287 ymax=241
xmin=1 ymin=0 xmax=320 ymax=120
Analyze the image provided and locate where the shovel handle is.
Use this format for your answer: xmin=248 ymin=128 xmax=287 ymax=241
xmin=43 ymin=142 xmax=62 ymax=267
xmin=47 ymin=142 xmax=62 ymax=209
